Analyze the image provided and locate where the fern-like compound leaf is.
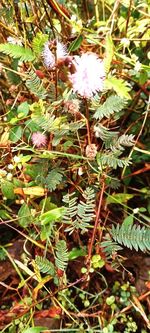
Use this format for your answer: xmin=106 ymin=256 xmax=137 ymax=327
xmin=32 ymin=32 xmax=48 ymax=57
xmin=94 ymin=124 xmax=118 ymax=142
xmin=101 ymin=239 xmax=123 ymax=259
xmin=105 ymin=77 xmax=131 ymax=99
xmin=63 ymin=188 xmax=95 ymax=233
xmin=97 ymin=151 xmax=131 ymax=169
xmin=55 ymin=240 xmax=69 ymax=271
xmin=25 ymin=69 xmax=47 ymax=99
xmin=35 ymin=256 xmax=55 ymax=276
xmin=0 ymin=43 xmax=35 ymax=62
xmin=45 ymin=169 xmax=63 ymax=191
xmin=111 ymin=223 xmax=150 ymax=252
xmin=94 ymin=95 xmax=127 ymax=120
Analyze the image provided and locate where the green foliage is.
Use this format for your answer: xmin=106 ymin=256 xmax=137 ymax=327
xmin=0 ymin=248 xmax=7 ymax=261
xmin=94 ymin=95 xmax=127 ymax=120
xmin=111 ymin=223 xmax=150 ymax=252
xmin=0 ymin=0 xmax=149 ymax=331
xmin=97 ymin=151 xmax=131 ymax=169
xmin=34 ymin=113 xmax=60 ymax=131
xmin=32 ymin=32 xmax=48 ymax=57
xmin=101 ymin=239 xmax=123 ymax=259
xmin=94 ymin=123 xmax=119 ymax=142
xmin=110 ymin=134 xmax=135 ymax=152
xmin=6 ymin=59 xmax=21 ymax=84
xmin=105 ymin=77 xmax=131 ymax=99
xmin=40 ymin=207 xmax=65 ymax=225
xmin=63 ymin=188 xmax=95 ymax=233
xmin=104 ymin=34 xmax=114 ymax=74
xmin=22 ymin=328 xmax=47 ymax=333
xmin=68 ymin=35 xmax=83 ymax=52
xmin=45 ymin=169 xmax=63 ymax=191
xmin=18 ymin=203 xmax=33 ymax=228
xmin=1 ymin=180 xmax=15 ymax=199
xmin=55 ymin=240 xmax=69 ymax=271
xmin=25 ymin=70 xmax=47 ymax=99
xmin=35 ymin=256 xmax=55 ymax=276
xmin=9 ymin=125 xmax=23 ymax=143
xmin=94 ymin=125 xmax=134 ymax=153
xmin=0 ymin=43 xmax=35 ymax=62
xmin=106 ymin=193 xmax=134 ymax=205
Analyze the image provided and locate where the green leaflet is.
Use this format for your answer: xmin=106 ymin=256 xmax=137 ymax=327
xmin=25 ymin=70 xmax=47 ymax=99
xmin=0 ymin=43 xmax=35 ymax=62
xmin=69 ymin=34 xmax=83 ymax=52
xmin=63 ymin=188 xmax=95 ymax=233
xmin=32 ymin=32 xmax=48 ymax=56
xmin=105 ymin=77 xmax=131 ymax=99
xmin=1 ymin=180 xmax=15 ymax=200
xmin=35 ymin=256 xmax=55 ymax=276
xmin=45 ymin=169 xmax=63 ymax=191
xmin=40 ymin=207 xmax=65 ymax=225
xmin=94 ymin=95 xmax=127 ymax=120
xmin=18 ymin=203 xmax=33 ymax=228
xmin=55 ymin=240 xmax=69 ymax=271
xmin=111 ymin=223 xmax=150 ymax=252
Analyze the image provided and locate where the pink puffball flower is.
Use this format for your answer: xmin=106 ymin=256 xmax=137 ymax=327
xmin=31 ymin=132 xmax=47 ymax=148
xmin=42 ymin=40 xmax=67 ymax=69
xmin=70 ymin=53 xmax=105 ymax=99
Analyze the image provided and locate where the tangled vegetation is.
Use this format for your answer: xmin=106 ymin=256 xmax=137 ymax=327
xmin=0 ymin=0 xmax=150 ymax=332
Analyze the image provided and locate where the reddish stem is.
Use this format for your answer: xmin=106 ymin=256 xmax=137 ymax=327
xmin=87 ymin=179 xmax=105 ymax=265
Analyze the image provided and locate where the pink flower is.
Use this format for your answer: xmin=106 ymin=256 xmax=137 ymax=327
xmin=42 ymin=40 xmax=67 ymax=69
xmin=31 ymin=132 xmax=47 ymax=147
xmin=69 ymin=53 xmax=105 ymax=99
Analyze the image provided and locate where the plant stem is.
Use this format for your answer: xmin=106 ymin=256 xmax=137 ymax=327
xmin=84 ymin=98 xmax=91 ymax=145
xmin=86 ymin=178 xmax=105 ymax=265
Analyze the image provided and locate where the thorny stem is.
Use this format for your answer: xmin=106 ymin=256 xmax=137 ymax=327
xmin=86 ymin=178 xmax=105 ymax=265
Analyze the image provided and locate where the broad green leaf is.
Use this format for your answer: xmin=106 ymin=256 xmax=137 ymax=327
xmin=39 ymin=197 xmax=57 ymax=211
xmin=18 ymin=203 xmax=32 ymax=228
xmin=107 ymin=193 xmax=134 ymax=204
xmin=17 ymin=101 xmax=30 ymax=118
xmin=68 ymin=247 xmax=86 ymax=260
xmin=20 ymin=155 xmax=32 ymax=164
xmin=105 ymin=77 xmax=131 ymax=99
xmin=69 ymin=35 xmax=83 ymax=52
xmin=123 ymin=214 xmax=134 ymax=227
xmin=1 ymin=181 xmax=15 ymax=199
xmin=0 ymin=209 xmax=11 ymax=219
xmin=9 ymin=125 xmax=23 ymax=143
xmin=41 ymin=207 xmax=65 ymax=225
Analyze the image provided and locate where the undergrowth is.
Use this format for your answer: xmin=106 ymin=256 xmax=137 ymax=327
xmin=0 ymin=0 xmax=149 ymax=332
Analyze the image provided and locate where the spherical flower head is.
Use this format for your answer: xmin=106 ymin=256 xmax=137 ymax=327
xmin=42 ymin=40 xmax=67 ymax=69
xmin=31 ymin=132 xmax=47 ymax=148
xmin=70 ymin=53 xmax=105 ymax=99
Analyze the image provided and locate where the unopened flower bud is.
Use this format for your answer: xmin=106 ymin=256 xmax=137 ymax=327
xmin=85 ymin=144 xmax=97 ymax=160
